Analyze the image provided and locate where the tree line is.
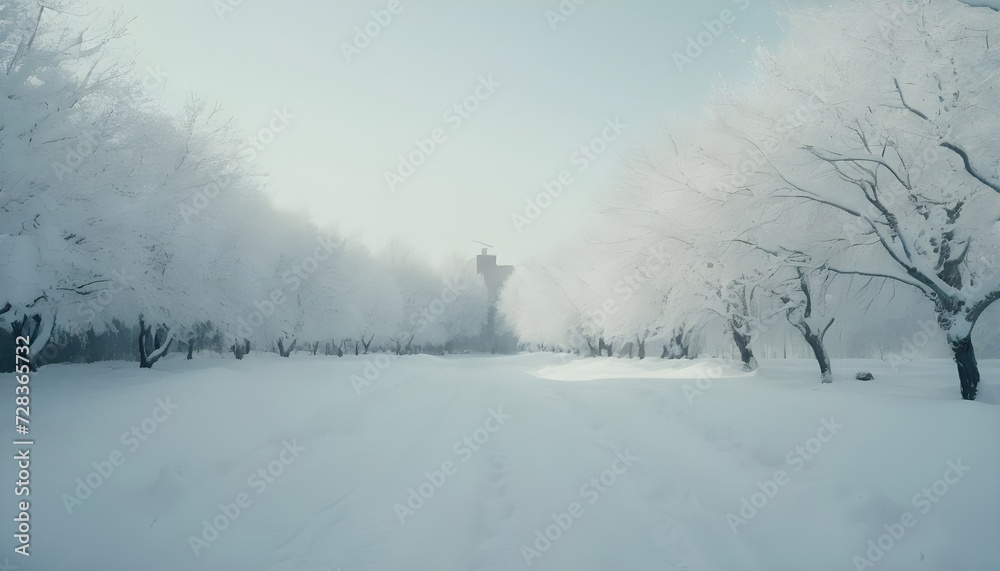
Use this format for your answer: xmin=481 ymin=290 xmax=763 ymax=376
xmin=498 ymin=0 xmax=1000 ymax=400
xmin=0 ymin=1 xmax=492 ymax=371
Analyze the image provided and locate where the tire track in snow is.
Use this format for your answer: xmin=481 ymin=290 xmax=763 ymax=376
xmin=553 ymin=381 xmax=710 ymax=570
xmin=607 ymin=380 xmax=775 ymax=570
xmin=450 ymin=375 xmax=706 ymax=571
xmin=257 ymin=365 xmax=477 ymax=571
xmin=255 ymin=491 xmax=354 ymax=571
xmin=465 ymin=436 xmax=520 ymax=571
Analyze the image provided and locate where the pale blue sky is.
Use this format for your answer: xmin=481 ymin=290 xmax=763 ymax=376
xmin=110 ymin=0 xmax=787 ymax=265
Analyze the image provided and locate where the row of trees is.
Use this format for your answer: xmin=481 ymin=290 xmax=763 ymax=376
xmin=0 ymin=1 xmax=490 ymax=370
xmin=499 ymin=0 xmax=1000 ymax=400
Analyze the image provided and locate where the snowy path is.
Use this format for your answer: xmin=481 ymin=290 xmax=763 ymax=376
xmin=12 ymin=354 xmax=1000 ymax=571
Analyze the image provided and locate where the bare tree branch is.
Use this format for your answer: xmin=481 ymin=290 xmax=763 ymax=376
xmin=940 ymin=141 xmax=1000 ymax=194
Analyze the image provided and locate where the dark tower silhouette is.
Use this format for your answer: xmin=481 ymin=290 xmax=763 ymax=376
xmin=476 ymin=248 xmax=516 ymax=353
xmin=476 ymin=248 xmax=514 ymax=302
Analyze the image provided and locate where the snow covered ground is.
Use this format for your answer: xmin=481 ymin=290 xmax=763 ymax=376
xmin=9 ymin=353 xmax=1000 ymax=571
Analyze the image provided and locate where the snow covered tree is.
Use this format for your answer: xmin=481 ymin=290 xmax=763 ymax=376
xmin=0 ymin=2 xmax=135 ymax=356
xmin=343 ymin=250 xmax=403 ymax=354
xmin=498 ymin=261 xmax=594 ymax=354
xmin=775 ymin=265 xmax=837 ymax=383
xmin=711 ymin=0 xmax=1000 ymax=398
xmin=435 ymin=255 xmax=490 ymax=347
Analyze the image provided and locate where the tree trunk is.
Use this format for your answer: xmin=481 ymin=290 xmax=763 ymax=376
xmin=244 ymin=338 xmax=251 ymax=354
xmin=672 ymin=330 xmax=689 ymax=359
xmin=138 ymin=321 xmax=148 ymax=368
xmin=187 ymin=337 xmax=195 ymax=360
xmin=11 ymin=315 xmax=26 ymax=338
xmin=138 ymin=318 xmax=173 ymax=369
xmin=783 ymin=269 xmax=833 ymax=383
xmin=232 ymin=339 xmax=246 ymax=360
xmin=950 ymin=334 xmax=980 ymax=401
xmin=731 ymin=329 xmax=757 ymax=371
xmin=277 ymin=338 xmax=297 ymax=358
xmin=802 ymin=329 xmax=832 ymax=383
xmin=662 ymin=329 xmax=691 ymax=360
xmin=28 ymin=312 xmax=54 ymax=366
xmin=636 ymin=338 xmax=645 ymax=360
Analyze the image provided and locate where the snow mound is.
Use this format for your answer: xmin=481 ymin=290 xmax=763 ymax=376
xmin=529 ymin=357 xmax=750 ymax=381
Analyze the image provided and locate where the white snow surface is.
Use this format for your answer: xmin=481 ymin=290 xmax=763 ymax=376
xmin=10 ymin=354 xmax=1000 ymax=571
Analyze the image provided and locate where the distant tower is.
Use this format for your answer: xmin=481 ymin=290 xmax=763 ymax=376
xmin=476 ymin=247 xmax=514 ymax=302
xmin=475 ymin=247 xmax=516 ymax=353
